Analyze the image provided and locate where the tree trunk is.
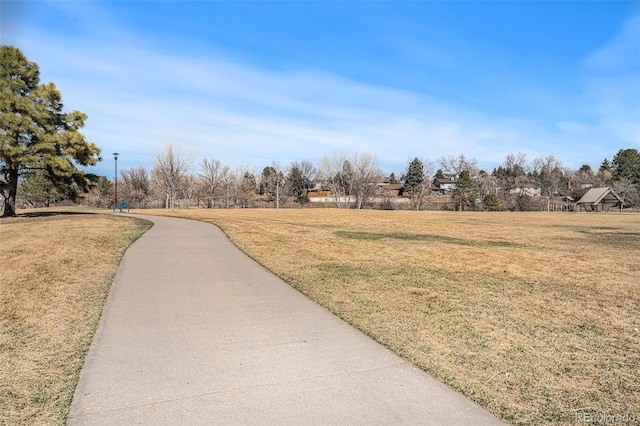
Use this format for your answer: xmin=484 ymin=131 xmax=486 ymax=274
xmin=2 ymin=165 xmax=19 ymax=217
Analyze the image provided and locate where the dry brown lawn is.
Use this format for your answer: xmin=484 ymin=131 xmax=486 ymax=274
xmin=0 ymin=211 xmax=151 ymax=425
xmin=140 ymin=208 xmax=639 ymax=425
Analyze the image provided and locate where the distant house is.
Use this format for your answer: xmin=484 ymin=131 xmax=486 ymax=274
xmin=374 ymin=176 xmax=404 ymax=197
xmin=508 ymin=184 xmax=542 ymax=197
xmin=377 ymin=183 xmax=404 ymax=196
xmin=497 ymin=182 xmax=542 ymax=197
xmin=576 ymin=187 xmax=623 ymax=212
xmin=432 ymin=177 xmax=458 ymax=195
xmin=580 ymin=182 xmax=594 ymax=190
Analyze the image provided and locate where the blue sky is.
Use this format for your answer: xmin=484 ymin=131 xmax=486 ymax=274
xmin=2 ymin=1 xmax=639 ymax=177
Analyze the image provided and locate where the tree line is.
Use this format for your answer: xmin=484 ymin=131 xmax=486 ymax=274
xmin=402 ymin=151 xmax=640 ymax=212
xmin=2 ymin=46 xmax=639 ymax=216
xmin=74 ymin=143 xmax=638 ymax=212
xmin=80 ymin=144 xmax=386 ymax=211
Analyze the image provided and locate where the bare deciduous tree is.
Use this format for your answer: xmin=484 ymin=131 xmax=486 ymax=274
xmin=120 ymin=166 xmax=151 ymax=208
xmin=219 ymin=165 xmax=234 ymax=209
xmin=594 ymin=168 xmax=614 ymax=187
xmin=319 ymin=153 xmax=355 ymax=208
xmin=181 ymin=173 xmax=201 ymax=207
xmin=492 ymin=153 xmax=529 ymax=188
xmin=220 ymin=162 xmax=255 ymax=208
xmin=152 ymin=142 xmax=193 ymax=212
xmin=476 ymin=170 xmax=498 ymax=200
xmin=504 ymin=153 xmax=528 ymax=176
xmin=350 ymin=152 xmax=382 ymax=209
xmin=532 ymin=155 xmax=564 ymax=211
xmin=438 ymin=154 xmax=480 ymax=177
xmin=199 ymin=158 xmax=224 ymax=208
xmin=567 ymin=168 xmax=594 ymax=201
xmin=613 ymin=178 xmax=639 ymax=211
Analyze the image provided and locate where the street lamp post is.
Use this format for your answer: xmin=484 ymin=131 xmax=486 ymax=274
xmin=113 ymin=152 xmax=119 ymax=212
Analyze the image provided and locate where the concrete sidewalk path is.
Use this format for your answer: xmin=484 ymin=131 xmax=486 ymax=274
xmin=69 ymin=214 xmax=503 ymax=425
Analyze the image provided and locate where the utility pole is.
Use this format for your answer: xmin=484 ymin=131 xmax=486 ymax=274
xmin=113 ymin=152 xmax=119 ymax=212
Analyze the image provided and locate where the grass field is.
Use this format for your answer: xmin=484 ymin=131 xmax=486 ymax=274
xmin=2 ymin=208 xmax=638 ymax=425
xmin=139 ymin=208 xmax=640 ymax=425
xmin=0 ymin=211 xmax=151 ymax=425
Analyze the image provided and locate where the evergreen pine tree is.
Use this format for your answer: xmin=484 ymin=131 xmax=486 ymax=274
xmin=405 ymin=158 xmax=424 ymax=192
xmin=483 ymin=192 xmax=501 ymax=211
xmin=1 ymin=46 xmax=100 ymax=217
xmin=452 ymin=170 xmax=479 ymax=211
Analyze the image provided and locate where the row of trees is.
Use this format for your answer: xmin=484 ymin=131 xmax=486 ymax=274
xmin=74 ymin=144 xmax=638 ymax=212
xmin=391 ymin=150 xmax=639 ymax=211
xmin=88 ymin=143 xmax=385 ymax=211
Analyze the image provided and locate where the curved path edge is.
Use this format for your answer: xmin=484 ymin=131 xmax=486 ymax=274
xmin=69 ymin=214 xmax=504 ymax=425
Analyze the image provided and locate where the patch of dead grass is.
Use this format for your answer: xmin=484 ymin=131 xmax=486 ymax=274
xmin=0 ymin=211 xmax=151 ymax=425
xmin=139 ymin=208 xmax=639 ymax=425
